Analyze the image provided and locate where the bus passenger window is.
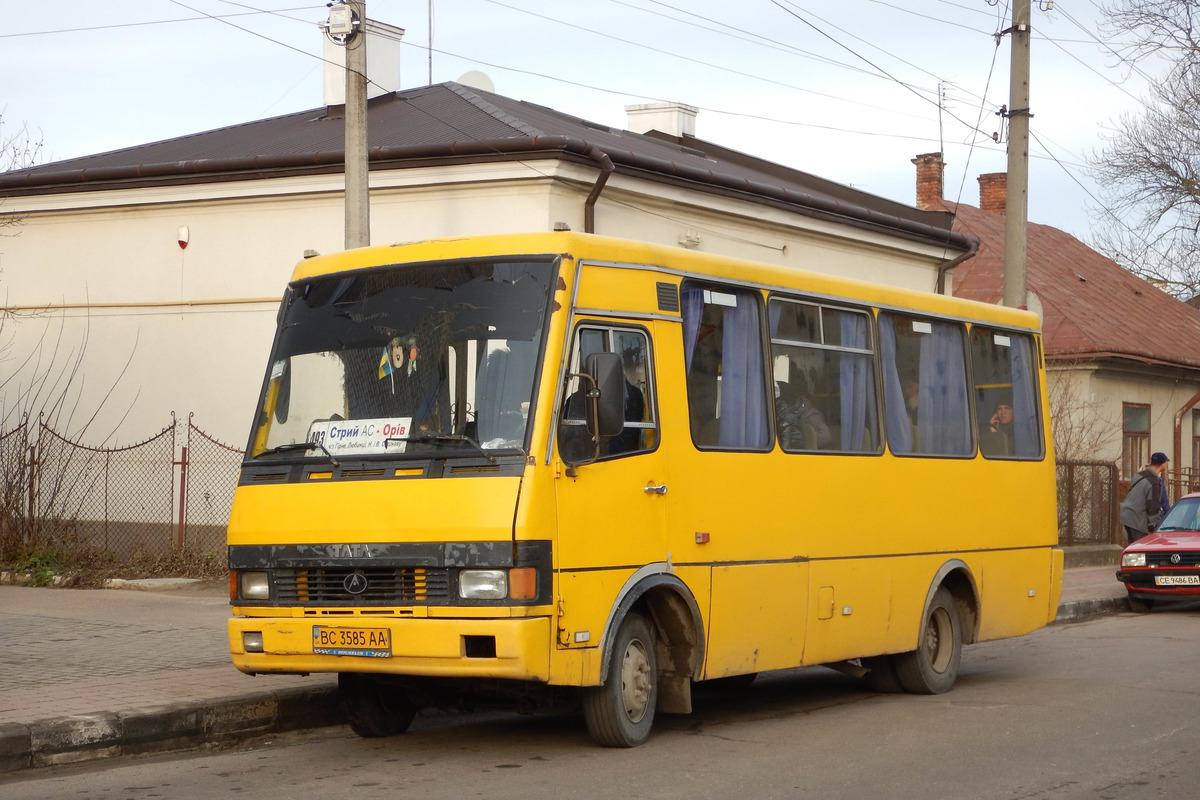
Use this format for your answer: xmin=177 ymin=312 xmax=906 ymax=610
xmin=970 ymin=328 xmax=1044 ymax=460
xmin=559 ymin=326 xmax=657 ymax=461
xmin=768 ymin=298 xmax=880 ymax=453
xmin=880 ymin=314 xmax=972 ymax=457
xmin=681 ymin=283 xmax=771 ymax=450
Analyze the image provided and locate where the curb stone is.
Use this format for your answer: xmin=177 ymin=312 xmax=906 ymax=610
xmin=1054 ymin=596 xmax=1129 ymax=623
xmin=0 ymin=686 xmax=344 ymax=775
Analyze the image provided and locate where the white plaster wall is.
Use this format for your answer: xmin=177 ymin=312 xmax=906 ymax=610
xmin=1047 ymin=363 xmax=1200 ymax=479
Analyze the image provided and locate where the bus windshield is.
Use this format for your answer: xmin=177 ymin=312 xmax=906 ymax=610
xmin=250 ymin=258 xmax=556 ymax=461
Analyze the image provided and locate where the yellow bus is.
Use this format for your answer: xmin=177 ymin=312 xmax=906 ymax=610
xmin=228 ymin=232 xmax=1062 ymax=747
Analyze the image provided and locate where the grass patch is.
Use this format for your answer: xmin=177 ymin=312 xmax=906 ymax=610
xmin=1 ymin=546 xmax=226 ymax=588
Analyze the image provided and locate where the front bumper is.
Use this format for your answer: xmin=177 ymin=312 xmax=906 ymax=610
xmin=1115 ymin=567 xmax=1200 ymax=598
xmin=228 ymin=614 xmax=552 ymax=680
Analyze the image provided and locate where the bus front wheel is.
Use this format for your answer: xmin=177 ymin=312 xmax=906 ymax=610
xmin=583 ymin=612 xmax=657 ymax=747
xmin=896 ymin=587 xmax=962 ymax=694
xmin=339 ymin=672 xmax=417 ymax=738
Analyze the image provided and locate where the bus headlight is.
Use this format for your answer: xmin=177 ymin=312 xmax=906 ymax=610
xmin=240 ymin=571 xmax=271 ymax=600
xmin=1122 ymin=552 xmax=1146 ymax=567
xmin=459 ymin=569 xmax=507 ymax=600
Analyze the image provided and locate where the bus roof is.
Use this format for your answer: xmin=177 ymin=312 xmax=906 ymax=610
xmin=290 ymin=232 xmax=1041 ymax=332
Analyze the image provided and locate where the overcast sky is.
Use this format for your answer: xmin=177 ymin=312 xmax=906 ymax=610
xmin=1 ymin=1 xmax=1154 ymax=242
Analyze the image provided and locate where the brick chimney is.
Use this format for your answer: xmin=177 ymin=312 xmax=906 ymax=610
xmin=912 ymin=152 xmax=944 ymax=210
xmin=978 ymin=173 xmax=1007 ymax=214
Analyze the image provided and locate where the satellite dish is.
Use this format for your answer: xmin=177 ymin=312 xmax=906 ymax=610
xmin=458 ymin=70 xmax=495 ymax=93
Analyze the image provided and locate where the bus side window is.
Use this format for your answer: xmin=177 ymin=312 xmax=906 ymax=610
xmin=681 ymin=282 xmax=771 ymax=450
xmin=970 ymin=328 xmax=1044 ymax=460
xmin=768 ymin=297 xmax=881 ymax=454
xmin=880 ymin=314 xmax=972 ymax=457
xmin=559 ymin=325 xmax=657 ymax=461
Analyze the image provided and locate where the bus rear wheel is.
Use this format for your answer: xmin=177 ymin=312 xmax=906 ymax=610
xmin=338 ymin=672 xmax=417 ymax=738
xmin=582 ymin=612 xmax=657 ymax=747
xmin=896 ymin=587 xmax=962 ymax=695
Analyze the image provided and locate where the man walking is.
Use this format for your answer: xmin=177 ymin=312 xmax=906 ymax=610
xmin=1121 ymin=452 xmax=1170 ymax=544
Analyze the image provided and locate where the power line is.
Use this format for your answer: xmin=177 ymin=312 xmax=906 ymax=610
xmin=479 ymin=0 xmax=936 ymax=122
xmin=768 ymin=0 xmax=995 ymax=141
xmin=0 ymin=5 xmax=322 ymax=38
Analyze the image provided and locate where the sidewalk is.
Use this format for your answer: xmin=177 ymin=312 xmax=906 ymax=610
xmin=0 ymin=565 xmax=1128 ymax=774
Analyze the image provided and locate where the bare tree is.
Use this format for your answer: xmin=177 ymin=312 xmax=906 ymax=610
xmin=1090 ymin=1 xmax=1200 ymax=299
xmin=0 ymin=112 xmax=42 ymax=235
xmin=1046 ymin=363 xmax=1117 ymax=462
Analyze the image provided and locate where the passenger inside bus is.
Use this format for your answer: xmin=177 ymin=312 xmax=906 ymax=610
xmin=775 ymin=379 xmax=831 ymax=450
xmin=980 ymin=397 xmax=1015 ymax=457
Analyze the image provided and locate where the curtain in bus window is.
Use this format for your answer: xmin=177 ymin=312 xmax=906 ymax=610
xmin=718 ymin=294 xmax=769 ymax=449
xmin=917 ymin=324 xmax=972 ymax=456
xmin=681 ymin=286 xmax=704 ymax=374
xmin=476 ymin=340 xmax=537 ymax=446
xmin=1010 ymin=334 xmax=1042 ymax=458
xmin=838 ymin=312 xmax=874 ymax=452
xmin=880 ymin=320 xmax=913 ymax=454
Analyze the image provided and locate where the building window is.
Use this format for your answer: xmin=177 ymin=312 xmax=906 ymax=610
xmin=1122 ymin=403 xmax=1151 ymax=480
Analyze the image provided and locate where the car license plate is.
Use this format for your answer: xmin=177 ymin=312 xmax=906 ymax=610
xmin=1154 ymin=575 xmax=1200 ymax=586
xmin=312 ymin=626 xmax=392 ymax=657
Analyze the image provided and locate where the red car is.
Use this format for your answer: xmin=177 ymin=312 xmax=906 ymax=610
xmin=1116 ymin=492 xmax=1200 ymax=612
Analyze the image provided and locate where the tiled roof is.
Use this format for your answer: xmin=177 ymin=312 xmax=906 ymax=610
xmin=0 ymin=83 xmax=966 ymax=251
xmin=935 ymin=198 xmax=1200 ymax=370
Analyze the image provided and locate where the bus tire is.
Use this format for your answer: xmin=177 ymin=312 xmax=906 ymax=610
xmin=896 ymin=587 xmax=962 ymax=695
xmin=1127 ymin=594 xmax=1154 ymax=613
xmin=583 ymin=612 xmax=657 ymax=747
xmin=338 ymin=672 xmax=417 ymax=738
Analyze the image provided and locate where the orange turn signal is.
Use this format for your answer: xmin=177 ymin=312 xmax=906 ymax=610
xmin=509 ymin=568 xmax=538 ymax=601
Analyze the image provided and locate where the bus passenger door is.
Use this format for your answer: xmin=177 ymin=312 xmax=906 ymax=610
xmin=553 ymin=323 xmax=668 ymax=650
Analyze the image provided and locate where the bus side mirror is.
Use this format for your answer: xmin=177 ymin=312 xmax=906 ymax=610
xmin=586 ymin=352 xmax=624 ymax=439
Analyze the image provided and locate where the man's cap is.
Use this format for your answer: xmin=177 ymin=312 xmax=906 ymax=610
xmin=1151 ymin=452 xmax=1170 ymax=465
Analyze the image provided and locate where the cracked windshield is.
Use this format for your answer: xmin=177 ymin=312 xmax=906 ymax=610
xmin=251 ymin=258 xmax=556 ymax=460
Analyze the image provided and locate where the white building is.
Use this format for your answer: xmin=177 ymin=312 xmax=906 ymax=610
xmin=1 ymin=73 xmax=972 ymax=449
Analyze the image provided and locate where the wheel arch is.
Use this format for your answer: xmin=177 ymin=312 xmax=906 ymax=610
xmin=598 ymin=567 xmax=706 ymax=684
xmin=921 ymin=559 xmax=980 ymax=646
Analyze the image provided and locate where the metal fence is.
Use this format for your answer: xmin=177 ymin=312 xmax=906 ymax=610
xmin=0 ymin=414 xmax=244 ymax=560
xmin=2 ymin=417 xmax=1127 ymax=558
xmin=183 ymin=414 xmax=244 ymax=555
xmin=1057 ymin=459 xmax=1121 ymax=546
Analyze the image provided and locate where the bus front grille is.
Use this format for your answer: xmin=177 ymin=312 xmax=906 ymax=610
xmin=275 ymin=567 xmax=450 ymax=604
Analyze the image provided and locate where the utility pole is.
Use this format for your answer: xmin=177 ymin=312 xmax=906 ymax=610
xmin=1003 ymin=0 xmax=1031 ymax=308
xmin=344 ymin=1 xmax=370 ymax=249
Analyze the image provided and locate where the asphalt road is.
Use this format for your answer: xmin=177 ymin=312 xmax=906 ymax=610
xmin=3 ymin=606 xmax=1197 ymax=800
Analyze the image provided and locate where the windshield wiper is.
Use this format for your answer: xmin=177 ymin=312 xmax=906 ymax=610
xmin=253 ymin=441 xmax=340 ymax=467
xmin=385 ymin=433 xmax=501 ymax=463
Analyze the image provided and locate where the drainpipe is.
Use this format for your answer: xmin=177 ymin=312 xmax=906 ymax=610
xmin=1173 ymin=389 xmax=1200 ymax=499
xmin=935 ymin=235 xmax=980 ymax=295
xmin=582 ymin=144 xmax=614 ymax=234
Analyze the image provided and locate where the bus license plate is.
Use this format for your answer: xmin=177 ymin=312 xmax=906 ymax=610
xmin=1154 ymin=575 xmax=1200 ymax=586
xmin=312 ymin=626 xmax=392 ymax=657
